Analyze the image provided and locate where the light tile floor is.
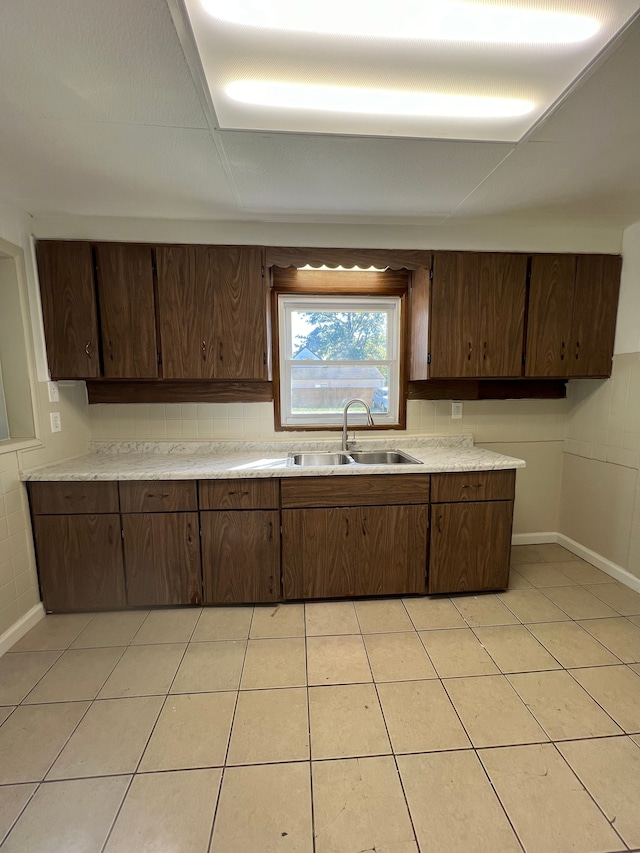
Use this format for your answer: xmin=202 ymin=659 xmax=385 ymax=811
xmin=1 ymin=545 xmax=640 ymax=852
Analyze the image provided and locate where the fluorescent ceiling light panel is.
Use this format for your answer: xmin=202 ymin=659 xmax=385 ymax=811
xmin=227 ymin=81 xmax=534 ymax=119
xmin=183 ymin=0 xmax=640 ymax=141
xmin=204 ymin=0 xmax=599 ymax=45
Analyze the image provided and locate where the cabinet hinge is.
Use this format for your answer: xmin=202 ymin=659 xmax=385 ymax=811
xmin=427 ymin=353 xmax=431 ymax=364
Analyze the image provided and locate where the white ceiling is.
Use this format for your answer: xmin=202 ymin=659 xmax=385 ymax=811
xmin=1 ymin=0 xmax=640 ymax=227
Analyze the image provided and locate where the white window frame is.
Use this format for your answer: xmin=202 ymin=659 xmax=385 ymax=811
xmin=278 ymin=293 xmax=401 ymax=428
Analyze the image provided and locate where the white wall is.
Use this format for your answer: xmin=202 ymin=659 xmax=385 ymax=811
xmin=561 ymin=219 xmax=640 ymax=580
xmin=32 ymin=213 xmax=624 ymax=254
xmin=0 ymin=200 xmax=91 ymax=642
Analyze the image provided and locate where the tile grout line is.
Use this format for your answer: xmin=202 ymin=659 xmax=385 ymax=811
xmin=358 ymin=599 xmax=421 ymax=852
xmin=0 ymin=780 xmax=39 ymax=848
xmin=303 ymin=603 xmax=317 ymax=853
xmin=473 ymin=747 xmax=528 ymax=853
xmin=204 ymin=607 xmax=254 ymax=853
xmin=549 ymin=741 xmax=630 ymax=851
xmin=99 ymin=610 xmax=204 ymax=853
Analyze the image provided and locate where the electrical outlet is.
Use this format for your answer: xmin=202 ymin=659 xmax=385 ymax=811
xmin=47 ymin=381 xmax=59 ymax=402
xmin=451 ymin=401 xmax=463 ymax=420
xmin=50 ymin=412 xmax=62 ymax=433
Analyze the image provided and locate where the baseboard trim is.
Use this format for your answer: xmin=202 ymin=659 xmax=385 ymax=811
xmin=511 ymin=532 xmax=558 ymax=546
xmin=0 ymin=603 xmax=45 ymax=657
xmin=556 ymin=534 xmax=640 ymax=594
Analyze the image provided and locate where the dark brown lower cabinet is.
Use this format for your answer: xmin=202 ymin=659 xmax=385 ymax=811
xmin=32 ymin=514 xmax=126 ymax=612
xmin=122 ymin=512 xmax=202 ymax=606
xmin=428 ymin=501 xmax=513 ymax=594
xmin=282 ymin=505 xmax=428 ymax=600
xmin=201 ymin=511 xmax=280 ymax=604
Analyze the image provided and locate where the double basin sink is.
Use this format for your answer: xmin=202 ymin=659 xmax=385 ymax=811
xmin=288 ymin=449 xmax=422 ymax=467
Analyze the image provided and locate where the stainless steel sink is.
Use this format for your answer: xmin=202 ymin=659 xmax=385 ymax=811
xmin=289 ymin=452 xmax=352 ymax=466
xmin=288 ymin=449 xmax=422 ymax=467
xmin=349 ymin=450 xmax=422 ymax=465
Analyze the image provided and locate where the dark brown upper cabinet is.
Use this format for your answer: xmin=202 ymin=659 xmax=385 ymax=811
xmin=155 ymin=244 xmax=267 ymax=380
xmin=571 ymin=254 xmax=622 ymax=377
xmin=526 ymin=254 xmax=621 ymax=378
xmin=95 ymin=243 xmax=158 ymax=379
xmin=426 ymin=252 xmax=527 ymax=379
xmin=36 ymin=240 xmax=101 ymax=379
xmin=156 ymin=245 xmax=216 ymax=380
xmin=211 ymin=246 xmax=268 ymax=380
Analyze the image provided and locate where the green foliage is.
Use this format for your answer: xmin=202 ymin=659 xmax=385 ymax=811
xmin=295 ymin=311 xmax=387 ymax=360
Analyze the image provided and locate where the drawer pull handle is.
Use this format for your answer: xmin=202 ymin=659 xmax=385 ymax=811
xmin=228 ymin=490 xmax=249 ymax=497
xmin=461 ymin=483 xmax=482 ymax=489
xmin=268 ymin=521 xmax=273 ymax=541
xmin=148 ymin=493 xmax=170 ymax=499
xmin=201 ymin=341 xmax=207 ymax=361
xmin=467 ymin=342 xmax=472 ymax=360
xmin=85 ymin=341 xmax=92 ymax=357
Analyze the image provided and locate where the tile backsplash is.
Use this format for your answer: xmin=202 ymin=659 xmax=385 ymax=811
xmin=88 ymin=398 xmax=568 ymax=445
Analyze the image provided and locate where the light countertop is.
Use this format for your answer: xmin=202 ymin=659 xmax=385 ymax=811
xmin=22 ymin=436 xmax=526 ymax=481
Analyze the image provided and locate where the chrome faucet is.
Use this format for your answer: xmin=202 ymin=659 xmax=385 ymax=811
xmin=342 ymin=398 xmax=374 ymax=451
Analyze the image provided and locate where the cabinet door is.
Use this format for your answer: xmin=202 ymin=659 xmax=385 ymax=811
xmin=525 ymin=254 xmax=576 ymax=377
xmin=282 ymin=507 xmax=355 ymax=599
xmin=32 ymin=514 xmax=125 ymax=611
xmin=211 ymin=246 xmax=268 ymax=380
xmin=95 ymin=243 xmax=158 ymax=378
xmin=283 ymin=505 xmax=427 ymax=599
xmin=429 ymin=501 xmax=512 ymax=594
xmin=201 ymin=510 xmax=280 ymax=604
xmin=478 ymin=253 xmax=527 ymax=377
xmin=36 ymin=241 xmax=101 ymax=378
xmin=570 ymin=254 xmax=622 ymax=378
xmin=156 ymin=246 xmax=216 ymax=378
xmin=429 ymin=252 xmax=479 ymax=377
xmin=122 ymin=512 xmax=201 ymax=606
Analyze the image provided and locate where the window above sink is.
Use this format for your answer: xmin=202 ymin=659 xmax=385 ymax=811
xmin=273 ymin=267 xmax=408 ymax=431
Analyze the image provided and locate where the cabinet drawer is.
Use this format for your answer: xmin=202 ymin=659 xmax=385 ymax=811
xmin=199 ymin=479 xmax=279 ymax=510
xmin=281 ymin=474 xmax=430 ymax=508
xmin=431 ymin=470 xmax=515 ymax=503
xmin=28 ymin=481 xmax=119 ymax=515
xmin=119 ymin=480 xmax=197 ymax=512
